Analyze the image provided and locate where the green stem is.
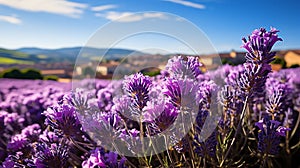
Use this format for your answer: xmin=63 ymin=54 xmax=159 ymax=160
xmin=70 ymin=137 xmax=89 ymax=153
xmin=164 ymin=135 xmax=173 ymax=164
xmin=220 ymin=96 xmax=249 ymax=167
xmin=146 ymin=125 xmax=165 ymax=166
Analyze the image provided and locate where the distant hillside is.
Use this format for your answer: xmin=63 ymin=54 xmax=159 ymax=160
xmin=17 ymin=47 xmax=145 ymax=63
xmin=0 ymin=48 xmax=49 ymax=64
xmin=0 ymin=47 xmax=146 ymax=65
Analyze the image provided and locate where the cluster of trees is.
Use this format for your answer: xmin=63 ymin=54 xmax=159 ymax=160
xmin=0 ymin=68 xmax=58 ymax=81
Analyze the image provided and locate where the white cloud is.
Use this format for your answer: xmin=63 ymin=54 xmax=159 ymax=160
xmin=0 ymin=15 xmax=21 ymax=24
xmin=164 ymin=0 xmax=205 ymax=9
xmin=0 ymin=0 xmax=87 ymax=18
xmin=96 ymin=11 xmax=168 ymax=22
xmin=91 ymin=4 xmax=117 ymax=12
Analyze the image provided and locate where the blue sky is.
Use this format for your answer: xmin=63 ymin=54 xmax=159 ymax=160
xmin=0 ymin=0 xmax=299 ymax=54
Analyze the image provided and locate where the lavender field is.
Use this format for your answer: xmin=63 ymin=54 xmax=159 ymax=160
xmin=1 ymin=28 xmax=300 ymax=168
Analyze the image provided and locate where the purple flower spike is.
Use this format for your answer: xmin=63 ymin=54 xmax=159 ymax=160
xmin=255 ymin=120 xmax=264 ymax=131
xmin=2 ymin=152 xmax=29 ymax=168
xmin=83 ymin=149 xmax=127 ymax=168
xmin=21 ymin=124 xmax=41 ymax=142
xmin=82 ymin=148 xmax=106 ymax=168
xmin=242 ymin=27 xmax=282 ymax=64
xmin=276 ymin=126 xmax=291 ymax=137
xmin=4 ymin=112 xmax=24 ymax=128
xmin=163 ymin=78 xmax=201 ymax=108
xmin=34 ymin=142 xmax=68 ymax=168
xmin=123 ymin=73 xmax=152 ymax=111
xmin=164 ymin=56 xmax=203 ymax=79
xmin=128 ymin=128 xmax=139 ymax=137
xmin=2 ymin=157 xmax=15 ymax=168
xmin=194 ymin=131 xmax=217 ymax=157
xmin=255 ymin=117 xmax=290 ymax=155
xmin=150 ymin=102 xmax=179 ymax=134
xmin=104 ymin=152 xmax=118 ymax=165
xmin=7 ymin=134 xmax=28 ymax=151
xmin=39 ymin=130 xmax=59 ymax=143
xmin=238 ymin=28 xmax=282 ymax=96
xmin=163 ymin=79 xmax=181 ymax=107
xmin=43 ymin=104 xmax=82 ymax=139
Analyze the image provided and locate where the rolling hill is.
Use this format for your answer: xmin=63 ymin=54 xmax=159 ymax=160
xmin=0 ymin=48 xmax=45 ymax=64
xmin=16 ymin=47 xmax=145 ymax=63
xmin=0 ymin=47 xmax=145 ymax=65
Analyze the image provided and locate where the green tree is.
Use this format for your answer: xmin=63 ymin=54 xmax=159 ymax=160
xmin=22 ymin=69 xmax=43 ymax=79
xmin=271 ymin=57 xmax=286 ymax=69
xmin=221 ymin=58 xmax=234 ymax=66
xmin=1 ymin=68 xmax=22 ymax=79
xmin=290 ymin=64 xmax=300 ymax=68
xmin=44 ymin=75 xmax=59 ymax=81
xmin=0 ymin=68 xmax=44 ymax=80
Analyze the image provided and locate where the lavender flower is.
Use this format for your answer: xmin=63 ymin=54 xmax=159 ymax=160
xmin=34 ymin=142 xmax=69 ymax=168
xmin=219 ymin=85 xmax=234 ymax=127
xmin=109 ymin=73 xmax=152 ymax=133
xmin=0 ymin=111 xmax=6 ymax=160
xmin=163 ymin=78 xmax=201 ymax=109
xmin=80 ymin=113 xmax=121 ymax=146
xmin=171 ymin=134 xmax=190 ymax=153
xmin=7 ymin=134 xmax=29 ymax=152
xmin=194 ymin=131 xmax=217 ymax=157
xmin=119 ymin=128 xmax=140 ymax=141
xmin=255 ymin=117 xmax=290 ymax=155
xmin=82 ymin=148 xmax=106 ymax=168
xmin=142 ymin=85 xmax=167 ymax=122
xmin=82 ymin=148 xmax=126 ymax=168
xmin=265 ymin=71 xmax=293 ymax=96
xmin=164 ymin=56 xmax=203 ymax=79
xmin=111 ymin=95 xmax=137 ymax=122
xmin=194 ymin=106 xmax=218 ymax=157
xmin=238 ymin=62 xmax=270 ymax=95
xmin=265 ymin=89 xmax=284 ymax=118
xmin=67 ymin=88 xmax=94 ymax=113
xmin=239 ymin=28 xmax=282 ymax=95
xmin=162 ymin=77 xmax=201 ymax=144
xmin=118 ymin=128 xmax=144 ymax=155
xmin=3 ymin=112 xmax=24 ymax=133
xmin=122 ymin=73 xmax=152 ymax=112
xmin=2 ymin=156 xmax=15 ymax=168
xmin=224 ymin=64 xmax=245 ymax=86
xmin=2 ymin=151 xmax=34 ymax=168
xmin=43 ymin=104 xmax=82 ymax=139
xmin=242 ymin=27 xmax=282 ymax=64
xmin=97 ymin=87 xmax=113 ymax=112
xmin=21 ymin=124 xmax=41 ymax=142
xmin=162 ymin=79 xmax=181 ymax=107
xmin=39 ymin=130 xmax=60 ymax=143
xmin=148 ymin=102 xmax=179 ymax=134
xmin=104 ymin=152 xmax=126 ymax=168
xmin=265 ymin=71 xmax=293 ymax=120
xmin=104 ymin=152 xmax=118 ymax=165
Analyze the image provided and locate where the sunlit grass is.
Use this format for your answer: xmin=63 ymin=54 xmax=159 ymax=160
xmin=0 ymin=56 xmax=33 ymax=64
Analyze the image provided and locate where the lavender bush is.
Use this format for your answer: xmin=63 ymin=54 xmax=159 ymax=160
xmin=0 ymin=28 xmax=299 ymax=168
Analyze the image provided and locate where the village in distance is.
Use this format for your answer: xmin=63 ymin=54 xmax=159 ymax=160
xmin=0 ymin=47 xmax=300 ymax=82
